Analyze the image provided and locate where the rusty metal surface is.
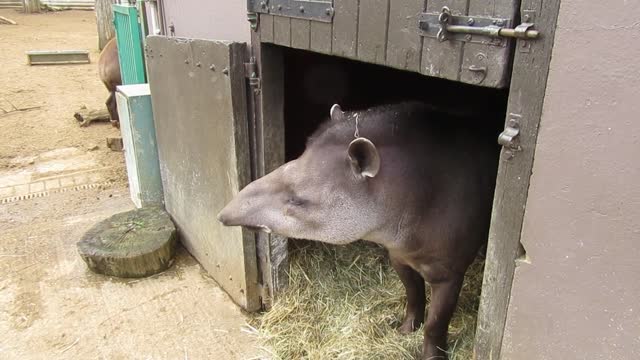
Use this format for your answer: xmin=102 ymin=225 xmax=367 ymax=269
xmin=145 ymin=36 xmax=259 ymax=311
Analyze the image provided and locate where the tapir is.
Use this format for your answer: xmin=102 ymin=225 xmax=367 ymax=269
xmin=218 ymin=101 xmax=499 ymax=359
xmin=98 ymin=37 xmax=122 ymax=128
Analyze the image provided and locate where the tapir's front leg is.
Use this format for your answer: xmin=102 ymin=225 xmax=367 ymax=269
xmin=422 ymin=276 xmax=463 ymax=360
xmin=390 ymin=256 xmax=426 ymax=334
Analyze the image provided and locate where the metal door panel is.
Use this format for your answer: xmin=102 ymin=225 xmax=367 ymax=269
xmin=145 ymin=36 xmax=259 ymax=311
xmin=113 ymin=4 xmax=146 ymax=85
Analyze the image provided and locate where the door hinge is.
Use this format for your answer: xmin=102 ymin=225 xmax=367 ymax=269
xmin=247 ymin=11 xmax=259 ymax=31
xmin=245 ymin=58 xmax=261 ymax=94
xmin=247 ymin=0 xmax=334 ymax=23
xmin=418 ymin=6 xmax=540 ymax=46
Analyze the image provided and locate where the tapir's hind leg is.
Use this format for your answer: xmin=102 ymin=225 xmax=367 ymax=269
xmin=390 ymin=257 xmax=426 ymax=334
xmin=105 ymin=91 xmax=120 ymax=128
xmin=422 ymin=276 xmax=464 ymax=360
xmin=106 ymin=92 xmax=117 ymax=120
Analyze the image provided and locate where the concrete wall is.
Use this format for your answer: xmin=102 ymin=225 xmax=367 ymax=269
xmin=159 ymin=0 xmax=250 ymax=42
xmin=501 ymin=1 xmax=640 ymax=359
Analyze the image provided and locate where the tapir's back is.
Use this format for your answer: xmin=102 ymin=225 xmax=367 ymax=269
xmin=98 ymin=38 xmax=121 ymax=92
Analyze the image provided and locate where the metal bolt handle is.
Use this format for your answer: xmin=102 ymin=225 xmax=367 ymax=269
xmin=437 ymin=6 xmax=540 ymax=43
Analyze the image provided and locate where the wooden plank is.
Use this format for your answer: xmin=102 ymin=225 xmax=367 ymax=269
xmin=473 ymin=0 xmax=563 ymax=358
xmin=249 ymin=33 xmax=289 ymax=305
xmin=357 ymin=0 xmax=389 ymax=64
xmin=26 ymin=50 xmax=90 ymax=65
xmin=332 ymin=0 xmax=359 ymax=58
xmin=260 ymin=14 xmax=274 ymax=43
xmin=290 ymin=18 xmax=310 ymax=50
xmin=460 ymin=0 xmax=517 ymax=87
xmin=310 ymin=20 xmax=332 ymax=54
xmin=421 ymin=0 xmax=468 ymax=81
xmin=386 ymin=0 xmax=424 ymax=72
xmin=145 ymin=36 xmax=259 ymax=311
xmin=259 ymin=45 xmax=287 ymax=297
xmin=273 ymin=15 xmax=292 ymax=47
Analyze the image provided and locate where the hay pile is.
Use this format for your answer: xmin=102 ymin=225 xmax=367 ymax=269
xmin=252 ymin=241 xmax=484 ymax=360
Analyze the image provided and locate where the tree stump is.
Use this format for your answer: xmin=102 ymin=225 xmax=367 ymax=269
xmin=77 ymin=207 xmax=177 ymax=278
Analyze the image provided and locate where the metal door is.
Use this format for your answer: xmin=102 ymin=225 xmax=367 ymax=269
xmin=113 ymin=4 xmax=146 ymax=85
xmin=145 ymin=36 xmax=260 ymax=311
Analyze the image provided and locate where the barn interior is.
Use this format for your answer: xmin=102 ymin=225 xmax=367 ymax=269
xmin=254 ymin=44 xmax=510 ymax=359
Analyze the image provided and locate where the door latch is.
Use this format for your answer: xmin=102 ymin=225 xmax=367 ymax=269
xmin=418 ymin=7 xmax=540 ymax=44
xmin=498 ymin=115 xmax=521 ymax=160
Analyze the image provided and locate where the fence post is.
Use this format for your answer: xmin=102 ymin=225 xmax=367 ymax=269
xmin=96 ymin=0 xmax=116 ymax=50
xmin=23 ymin=0 xmax=41 ymax=13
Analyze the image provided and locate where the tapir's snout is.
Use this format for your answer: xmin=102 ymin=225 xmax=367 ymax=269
xmin=216 ymin=209 xmax=228 ymax=225
xmin=216 ymin=201 xmax=242 ymax=227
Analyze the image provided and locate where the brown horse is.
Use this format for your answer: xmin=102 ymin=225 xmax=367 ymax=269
xmin=98 ymin=37 xmax=122 ymax=127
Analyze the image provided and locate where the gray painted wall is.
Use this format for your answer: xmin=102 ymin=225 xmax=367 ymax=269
xmin=160 ymin=0 xmax=250 ymax=42
xmin=501 ymin=1 xmax=640 ymax=359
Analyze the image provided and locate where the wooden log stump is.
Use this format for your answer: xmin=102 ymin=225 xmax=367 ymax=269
xmin=106 ymin=137 xmax=123 ymax=151
xmin=77 ymin=207 xmax=177 ymax=278
xmin=74 ymin=108 xmax=111 ymax=127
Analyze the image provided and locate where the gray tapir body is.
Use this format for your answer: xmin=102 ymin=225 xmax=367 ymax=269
xmin=218 ymin=101 xmax=498 ymax=359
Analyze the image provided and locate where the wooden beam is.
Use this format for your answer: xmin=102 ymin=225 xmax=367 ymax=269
xmin=473 ymin=0 xmax=563 ymax=358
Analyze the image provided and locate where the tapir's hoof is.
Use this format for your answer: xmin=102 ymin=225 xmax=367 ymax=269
xmin=398 ymin=317 xmax=422 ymax=335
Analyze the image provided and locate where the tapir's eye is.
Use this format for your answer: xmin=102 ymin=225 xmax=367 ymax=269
xmin=287 ymin=196 xmax=306 ymax=207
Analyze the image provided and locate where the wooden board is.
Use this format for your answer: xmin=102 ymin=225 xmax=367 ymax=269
xmin=386 ymin=0 xmax=424 ymax=72
xmin=310 ymin=20 xmax=332 ymax=54
xmin=274 ymin=15 xmax=292 ymax=47
xmin=460 ymin=0 xmax=517 ymax=87
xmin=290 ymin=18 xmax=311 ymax=50
xmin=356 ymin=0 xmax=389 ymax=64
xmin=331 ymin=0 xmax=359 ymax=58
xmin=260 ymin=14 xmax=275 ymax=43
xmin=145 ymin=36 xmax=260 ymax=311
xmin=257 ymin=0 xmax=521 ymax=88
xmin=473 ymin=0 xmax=563 ymax=358
xmin=420 ymin=0 xmax=468 ymax=81
xmin=243 ymin=36 xmax=290 ymax=306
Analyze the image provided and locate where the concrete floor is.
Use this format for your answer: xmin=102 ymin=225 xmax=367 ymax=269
xmin=0 ymin=9 xmax=265 ymax=360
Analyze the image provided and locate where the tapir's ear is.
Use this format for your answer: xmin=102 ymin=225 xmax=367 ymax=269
xmin=348 ymin=137 xmax=380 ymax=178
xmin=330 ymin=104 xmax=345 ymax=122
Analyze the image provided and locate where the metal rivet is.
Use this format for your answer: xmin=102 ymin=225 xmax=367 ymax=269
xmin=277 ymin=4 xmax=282 ymax=10
xmin=222 ymin=68 xmax=229 ymax=75
xmin=196 ymin=62 xmax=201 ymax=67
xmin=492 ymin=20 xmax=497 ymax=25
xmin=229 ymin=276 xmax=233 ymax=281
xmin=184 ymin=59 xmax=189 ymax=64
xmin=299 ymin=5 xmax=304 ymax=12
xmin=496 ymin=19 xmax=504 ymax=26
xmin=465 ymin=34 xmax=472 ymax=41
xmin=467 ymin=18 xmax=474 ymax=25
xmin=325 ymin=8 xmax=333 ymax=16
xmin=209 ymin=64 xmax=216 ymax=71
xmin=523 ymin=14 xmax=530 ymax=21
xmin=260 ymin=1 xmax=266 ymax=9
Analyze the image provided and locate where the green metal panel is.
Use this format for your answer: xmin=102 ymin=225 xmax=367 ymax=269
xmin=113 ymin=4 xmax=146 ymax=84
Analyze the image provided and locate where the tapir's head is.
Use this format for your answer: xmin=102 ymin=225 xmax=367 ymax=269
xmin=217 ymin=104 xmax=383 ymax=245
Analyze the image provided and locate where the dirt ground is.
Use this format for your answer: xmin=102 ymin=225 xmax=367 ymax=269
xmin=0 ymin=9 xmax=264 ymax=360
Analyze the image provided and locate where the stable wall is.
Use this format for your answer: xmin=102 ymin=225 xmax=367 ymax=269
xmin=160 ymin=0 xmax=250 ymax=42
xmin=501 ymin=1 xmax=640 ymax=359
